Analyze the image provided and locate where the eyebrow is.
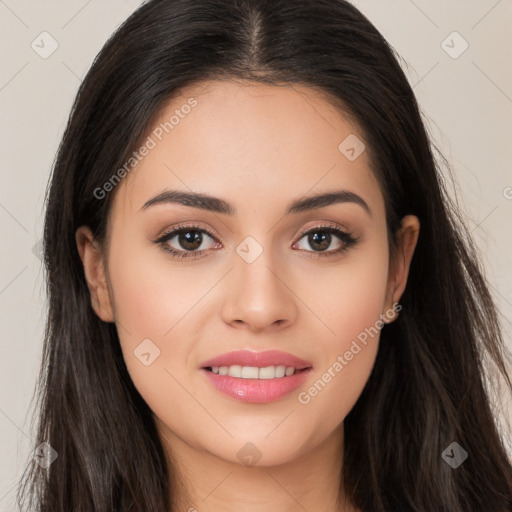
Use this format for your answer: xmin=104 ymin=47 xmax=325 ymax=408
xmin=140 ymin=189 xmax=371 ymax=217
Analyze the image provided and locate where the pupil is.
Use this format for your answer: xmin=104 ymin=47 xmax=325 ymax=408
xmin=179 ymin=230 xmax=202 ymax=250
xmin=309 ymin=231 xmax=330 ymax=251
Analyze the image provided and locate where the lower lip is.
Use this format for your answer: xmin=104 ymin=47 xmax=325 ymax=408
xmin=200 ymin=368 xmax=313 ymax=403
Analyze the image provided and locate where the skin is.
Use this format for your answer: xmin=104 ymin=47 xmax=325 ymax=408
xmin=76 ymin=79 xmax=420 ymax=512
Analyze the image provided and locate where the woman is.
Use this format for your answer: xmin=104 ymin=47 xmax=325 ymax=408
xmin=17 ymin=0 xmax=512 ymax=510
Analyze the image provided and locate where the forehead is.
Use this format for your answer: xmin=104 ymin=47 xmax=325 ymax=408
xmin=111 ymin=79 xmax=383 ymax=223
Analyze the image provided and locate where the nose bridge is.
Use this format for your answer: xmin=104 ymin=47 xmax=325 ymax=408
xmin=234 ymin=233 xmax=284 ymax=298
xmin=220 ymin=233 xmax=297 ymax=330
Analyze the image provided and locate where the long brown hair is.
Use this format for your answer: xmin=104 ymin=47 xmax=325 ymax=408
xmin=17 ymin=0 xmax=512 ymax=510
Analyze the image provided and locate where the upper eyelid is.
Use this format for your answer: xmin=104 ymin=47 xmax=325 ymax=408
xmin=295 ymin=222 xmax=351 ymax=239
xmin=156 ymin=223 xmax=220 ymax=243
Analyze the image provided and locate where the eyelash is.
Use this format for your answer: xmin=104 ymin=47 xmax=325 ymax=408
xmin=154 ymin=222 xmax=359 ymax=261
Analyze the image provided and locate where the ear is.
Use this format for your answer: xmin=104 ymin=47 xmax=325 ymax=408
xmin=382 ymin=215 xmax=420 ymax=323
xmin=75 ymin=226 xmax=115 ymax=323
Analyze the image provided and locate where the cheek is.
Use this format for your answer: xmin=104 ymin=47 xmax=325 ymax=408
xmin=295 ymin=238 xmax=389 ymax=429
xmin=105 ymin=234 xmax=206 ymax=401
xmin=304 ymin=234 xmax=389 ymax=344
xmin=108 ymin=232 xmax=207 ymax=339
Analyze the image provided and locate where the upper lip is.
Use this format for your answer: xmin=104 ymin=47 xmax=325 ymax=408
xmin=200 ymin=350 xmax=313 ymax=370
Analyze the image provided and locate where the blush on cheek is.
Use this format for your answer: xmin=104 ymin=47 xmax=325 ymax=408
xmin=324 ymin=283 xmax=388 ymax=347
xmin=108 ymin=248 xmax=183 ymax=338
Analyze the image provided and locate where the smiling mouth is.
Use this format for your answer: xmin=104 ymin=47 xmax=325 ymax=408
xmin=203 ymin=365 xmax=310 ymax=379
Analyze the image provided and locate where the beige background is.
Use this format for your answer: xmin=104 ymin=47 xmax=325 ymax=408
xmin=1 ymin=0 xmax=511 ymax=509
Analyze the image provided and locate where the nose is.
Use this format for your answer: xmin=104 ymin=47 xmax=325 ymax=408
xmin=219 ymin=248 xmax=298 ymax=333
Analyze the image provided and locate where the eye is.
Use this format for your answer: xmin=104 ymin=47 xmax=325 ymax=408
xmin=154 ymin=223 xmax=220 ymax=260
xmin=292 ymin=223 xmax=359 ymax=259
xmin=154 ymin=222 xmax=359 ymax=261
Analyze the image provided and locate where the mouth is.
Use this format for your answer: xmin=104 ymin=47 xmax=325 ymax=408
xmin=199 ymin=350 xmax=313 ymax=403
xmin=203 ymin=365 xmax=310 ymax=379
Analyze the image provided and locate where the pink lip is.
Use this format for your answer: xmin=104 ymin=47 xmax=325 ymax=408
xmin=201 ymin=368 xmax=313 ymax=403
xmin=200 ymin=350 xmax=312 ymax=370
xmin=199 ymin=350 xmax=313 ymax=403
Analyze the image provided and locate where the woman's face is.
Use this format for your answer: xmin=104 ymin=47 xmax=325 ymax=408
xmin=77 ymin=79 xmax=418 ymax=467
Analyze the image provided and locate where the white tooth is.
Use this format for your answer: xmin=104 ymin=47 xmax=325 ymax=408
xmin=258 ymin=366 xmax=276 ymax=379
xmin=275 ymin=365 xmax=286 ymax=378
xmin=241 ymin=366 xmax=259 ymax=379
xmin=218 ymin=364 xmax=298 ymax=379
xmin=227 ymin=365 xmax=242 ymax=378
